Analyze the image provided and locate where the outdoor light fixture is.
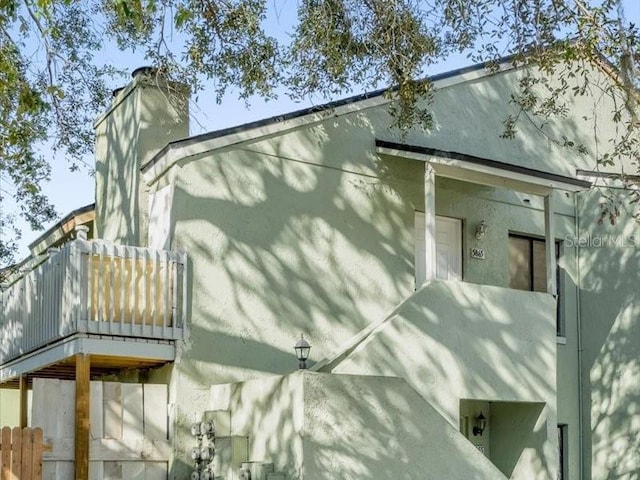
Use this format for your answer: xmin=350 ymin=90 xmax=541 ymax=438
xmin=473 ymin=412 xmax=487 ymax=436
xmin=475 ymin=221 xmax=488 ymax=240
xmin=295 ymin=334 xmax=311 ymax=370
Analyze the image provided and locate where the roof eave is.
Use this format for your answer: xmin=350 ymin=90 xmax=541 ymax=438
xmin=140 ymin=56 xmax=521 ymax=186
xmin=376 ymin=139 xmax=591 ymax=194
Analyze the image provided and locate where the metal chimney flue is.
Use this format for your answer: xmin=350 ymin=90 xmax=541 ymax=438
xmin=131 ymin=66 xmax=156 ymax=79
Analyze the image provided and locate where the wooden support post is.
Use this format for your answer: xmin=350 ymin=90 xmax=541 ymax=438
xmin=19 ymin=376 xmax=28 ymax=429
xmin=74 ymin=354 xmax=90 ymax=480
xmin=544 ymin=192 xmax=557 ymax=296
xmin=424 ymin=163 xmax=437 ymax=283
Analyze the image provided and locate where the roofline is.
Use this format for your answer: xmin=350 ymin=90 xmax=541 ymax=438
xmin=376 ymin=139 xmax=592 ymax=191
xmin=576 ymin=169 xmax=640 ymax=182
xmin=28 ymin=203 xmax=95 ymax=252
xmin=141 ymin=54 xmax=522 ymax=185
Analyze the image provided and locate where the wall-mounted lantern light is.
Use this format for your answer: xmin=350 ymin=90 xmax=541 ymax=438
xmin=475 ymin=221 xmax=488 ymax=240
xmin=295 ymin=334 xmax=311 ymax=370
xmin=473 ymin=412 xmax=487 ymax=436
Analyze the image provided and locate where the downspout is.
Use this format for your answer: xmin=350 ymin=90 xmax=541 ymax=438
xmin=574 ymin=191 xmax=584 ymax=480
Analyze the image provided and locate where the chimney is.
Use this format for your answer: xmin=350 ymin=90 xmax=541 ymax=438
xmin=93 ymin=67 xmax=189 ymax=246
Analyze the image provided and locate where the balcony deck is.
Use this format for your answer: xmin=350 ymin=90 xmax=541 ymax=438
xmin=0 ymin=239 xmax=187 ymax=384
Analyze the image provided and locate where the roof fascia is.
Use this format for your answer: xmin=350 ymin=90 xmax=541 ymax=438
xmin=28 ymin=204 xmax=95 ymax=254
xmin=376 ymin=141 xmax=591 ymax=194
xmin=141 ymin=58 xmax=519 ymax=186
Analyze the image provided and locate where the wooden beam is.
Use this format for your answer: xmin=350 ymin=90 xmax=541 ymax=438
xmin=18 ymin=376 xmax=28 ymax=428
xmin=424 ymin=163 xmax=437 ymax=283
xmin=74 ymin=354 xmax=90 ymax=480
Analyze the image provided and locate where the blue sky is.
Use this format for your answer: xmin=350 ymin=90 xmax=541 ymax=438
xmin=5 ymin=0 xmax=640 ymax=259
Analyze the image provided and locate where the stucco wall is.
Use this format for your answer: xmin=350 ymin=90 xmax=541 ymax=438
xmin=393 ymin=62 xmax=628 ymax=176
xmin=94 ymin=79 xmax=188 ymax=245
xmin=490 ymin=401 xmax=548 ymax=478
xmin=171 ymin=147 xmax=419 ymax=382
xmin=0 ymin=388 xmax=19 ymax=427
xmin=238 ymin=64 xmax=624 ymax=180
xmin=89 ymin=63 xmax=626 ymax=478
xmin=329 ymin=280 xmax=557 ymax=479
xmin=167 ymin=110 xmax=580 ymax=382
xmin=576 ymin=186 xmax=640 ymax=480
xmin=210 ymin=371 xmax=508 ymax=480
xmin=159 ymin=70 xmax=588 ymax=475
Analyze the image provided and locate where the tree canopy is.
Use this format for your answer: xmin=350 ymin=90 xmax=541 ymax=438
xmin=0 ymin=0 xmax=638 ymax=264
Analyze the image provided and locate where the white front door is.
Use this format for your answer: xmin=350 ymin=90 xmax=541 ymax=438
xmin=415 ymin=212 xmax=463 ymax=285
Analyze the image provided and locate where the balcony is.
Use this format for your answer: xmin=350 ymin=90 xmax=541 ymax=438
xmin=0 ymin=238 xmax=187 ymax=382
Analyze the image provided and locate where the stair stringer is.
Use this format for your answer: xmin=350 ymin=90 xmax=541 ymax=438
xmin=211 ymin=371 xmax=508 ymax=480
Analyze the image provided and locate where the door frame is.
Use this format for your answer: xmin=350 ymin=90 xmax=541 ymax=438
xmin=415 ymin=211 xmax=463 ymax=286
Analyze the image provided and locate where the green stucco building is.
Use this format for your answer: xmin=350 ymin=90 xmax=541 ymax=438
xmin=1 ymin=57 xmax=638 ymax=479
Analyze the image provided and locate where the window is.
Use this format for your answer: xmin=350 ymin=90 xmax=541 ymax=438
xmin=508 ymin=234 xmax=564 ymax=335
xmin=557 ymin=424 xmax=568 ymax=480
xmin=509 ymin=235 xmax=549 ymax=292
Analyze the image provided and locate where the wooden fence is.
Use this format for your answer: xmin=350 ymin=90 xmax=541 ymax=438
xmin=0 ymin=427 xmax=43 ymax=480
xmin=32 ymin=379 xmax=169 ymax=479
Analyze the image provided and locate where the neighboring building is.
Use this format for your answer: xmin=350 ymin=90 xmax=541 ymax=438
xmin=0 ymin=58 xmax=637 ymax=479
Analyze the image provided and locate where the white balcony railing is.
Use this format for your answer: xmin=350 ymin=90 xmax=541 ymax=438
xmin=0 ymin=239 xmax=187 ymax=364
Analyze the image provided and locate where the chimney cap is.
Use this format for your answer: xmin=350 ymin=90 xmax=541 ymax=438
xmin=131 ymin=66 xmax=156 ymax=79
xmin=112 ymin=87 xmax=125 ymax=98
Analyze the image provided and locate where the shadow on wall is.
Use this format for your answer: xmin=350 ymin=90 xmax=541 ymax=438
xmin=128 ymin=65 xmax=609 ymax=477
xmin=171 ymin=111 xmax=421 ymax=384
xmin=392 ymin=62 xmax=609 ymax=175
xmin=211 ymin=372 xmax=508 ymax=480
xmin=327 ymin=282 xmax=556 ymax=420
xmin=168 ymin=68 xmax=592 ymax=382
xmin=490 ymin=401 xmax=547 ymax=478
xmin=97 ymin=81 xmax=188 ymax=246
xmin=96 ymin=93 xmax=140 ymax=245
xmin=576 ymin=188 xmax=640 ymax=480
xmin=325 ymin=281 xmax=557 ymax=480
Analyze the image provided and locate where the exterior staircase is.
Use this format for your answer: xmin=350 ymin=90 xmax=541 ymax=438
xmin=204 ymin=371 xmax=508 ymax=480
xmin=195 ymin=281 xmax=558 ymax=479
